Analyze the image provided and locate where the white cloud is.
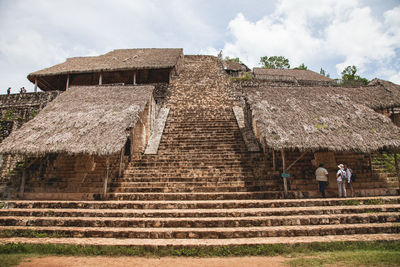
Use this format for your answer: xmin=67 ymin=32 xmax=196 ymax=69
xmin=0 ymin=0 xmax=217 ymax=92
xmin=221 ymin=0 xmax=400 ymax=81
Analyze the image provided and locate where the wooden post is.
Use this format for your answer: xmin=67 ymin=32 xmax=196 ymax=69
xmin=272 ymin=150 xmax=276 ymax=171
xmin=99 ymin=72 xmax=103 ymax=85
xmin=18 ymin=168 xmax=27 ymax=199
xmin=394 ymin=149 xmax=400 ymax=187
xmin=369 ymin=153 xmax=373 ymax=175
xmin=34 ymin=78 xmax=38 ymax=93
xmin=103 ymin=157 xmax=110 ymax=199
xmin=281 ymin=149 xmax=288 ymax=197
xmin=119 ymin=149 xmax=123 ymax=178
xmin=133 ymin=71 xmax=137 ymax=85
xmin=66 ymin=73 xmax=70 ymax=90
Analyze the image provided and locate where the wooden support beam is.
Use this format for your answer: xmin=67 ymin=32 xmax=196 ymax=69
xmin=369 ymin=153 xmax=373 ymax=175
xmin=18 ymin=168 xmax=26 ymax=199
xmin=18 ymin=156 xmax=28 ymax=199
xmin=272 ymin=150 xmax=276 ymax=171
xmin=99 ymin=72 xmax=103 ymax=85
xmin=119 ymin=149 xmax=124 ymax=178
xmin=394 ymin=149 xmax=400 ymax=187
xmin=103 ymin=157 xmax=110 ymax=199
xmin=286 ymin=152 xmax=306 ymax=172
xmin=281 ymin=149 xmax=288 ymax=197
xmin=133 ymin=71 xmax=137 ymax=85
xmin=66 ymin=73 xmax=70 ymax=89
xmin=34 ymin=78 xmax=38 ymax=93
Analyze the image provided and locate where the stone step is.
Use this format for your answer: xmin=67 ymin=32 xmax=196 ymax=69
xmin=109 ymin=185 xmax=277 ymax=193
xmin=106 ymin=191 xmax=289 ymax=201
xmin=2 ymin=234 xmax=399 ymax=246
xmin=115 ymin=176 xmax=275 ymax=183
xmin=1 ymin=213 xmax=399 ymax=229
xmin=2 ymin=205 xmax=398 ymax=218
xmin=111 ymin=181 xmax=279 ymax=188
xmin=122 ymin=171 xmax=255 ymax=178
xmin=4 ymin=197 xmax=400 ymax=210
xmin=1 ymin=223 xmax=397 ymax=239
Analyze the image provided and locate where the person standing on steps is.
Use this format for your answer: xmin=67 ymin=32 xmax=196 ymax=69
xmin=336 ymin=164 xmax=347 ymax=198
xmin=344 ymin=163 xmax=355 ymax=197
xmin=315 ymin=163 xmax=329 ymax=198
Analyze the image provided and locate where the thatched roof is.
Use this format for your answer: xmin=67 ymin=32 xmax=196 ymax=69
xmin=222 ymin=60 xmax=249 ymax=72
xmin=0 ymin=85 xmax=153 ymax=156
xmin=28 ymin=48 xmax=183 ymax=80
xmin=245 ymin=85 xmax=400 ymax=152
xmin=336 ymin=78 xmax=400 ymax=110
xmin=253 ymin=68 xmax=333 ymax=82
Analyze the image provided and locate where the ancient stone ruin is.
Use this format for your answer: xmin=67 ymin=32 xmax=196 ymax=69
xmin=0 ymin=48 xmax=399 ymax=246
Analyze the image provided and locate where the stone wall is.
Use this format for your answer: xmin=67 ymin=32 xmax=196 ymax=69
xmin=0 ymin=91 xmax=61 ymax=198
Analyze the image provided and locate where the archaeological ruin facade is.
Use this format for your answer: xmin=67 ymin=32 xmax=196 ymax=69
xmin=0 ymin=48 xmax=399 ymax=201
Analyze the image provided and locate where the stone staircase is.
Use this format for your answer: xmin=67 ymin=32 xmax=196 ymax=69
xmin=108 ymin=55 xmax=281 ymax=200
xmin=0 ymin=197 xmax=399 ymax=246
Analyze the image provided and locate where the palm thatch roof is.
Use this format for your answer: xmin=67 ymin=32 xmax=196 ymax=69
xmin=253 ymin=68 xmax=333 ymax=82
xmin=222 ymin=60 xmax=249 ymax=72
xmin=245 ymin=85 xmax=400 ymax=152
xmin=0 ymin=85 xmax=153 ymax=156
xmin=28 ymin=48 xmax=183 ymax=80
xmin=335 ymin=78 xmax=400 ymax=110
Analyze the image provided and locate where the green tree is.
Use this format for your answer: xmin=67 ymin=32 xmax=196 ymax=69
xmin=224 ymin=56 xmax=242 ymax=64
xmin=341 ymin=65 xmax=368 ymax=85
xmin=294 ymin=63 xmax=308 ymax=70
xmin=260 ymin=56 xmax=290 ymax=69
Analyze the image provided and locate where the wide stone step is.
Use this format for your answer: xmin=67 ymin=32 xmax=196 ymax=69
xmin=115 ymin=176 xmax=274 ymax=183
xmin=1 ymin=213 xmax=399 ymax=229
xmin=107 ymin=191 xmax=285 ymax=201
xmin=111 ymin=180 xmax=279 ymax=188
xmin=109 ymin=185 xmax=277 ymax=193
xmin=2 ymin=234 xmax=400 ymax=246
xmin=2 ymin=205 xmax=398 ymax=218
xmin=1 ymin=223 xmax=398 ymax=239
xmin=5 ymin=197 xmax=399 ymax=210
xmin=137 ymin=154 xmax=262 ymax=161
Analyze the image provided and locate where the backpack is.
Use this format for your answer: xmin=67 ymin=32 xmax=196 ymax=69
xmin=351 ymin=173 xmax=356 ymax=182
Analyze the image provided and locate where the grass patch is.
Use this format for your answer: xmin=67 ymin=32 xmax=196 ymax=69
xmin=286 ymin=250 xmax=400 ymax=267
xmin=341 ymin=199 xmax=361 ymax=206
xmin=373 ymin=154 xmax=396 ymax=174
xmin=0 ymin=240 xmax=399 ymax=258
xmin=1 ymin=241 xmax=400 ymax=266
xmin=0 ymin=229 xmax=68 ymax=238
xmin=0 ymin=254 xmax=32 ymax=267
xmin=364 ymin=199 xmax=386 ymax=205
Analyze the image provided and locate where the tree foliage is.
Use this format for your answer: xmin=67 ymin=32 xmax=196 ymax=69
xmin=224 ymin=56 xmax=242 ymax=64
xmin=260 ymin=56 xmax=290 ymax=69
xmin=341 ymin=65 xmax=368 ymax=85
xmin=294 ymin=63 xmax=308 ymax=70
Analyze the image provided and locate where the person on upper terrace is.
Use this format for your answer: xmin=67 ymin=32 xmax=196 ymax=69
xmin=7 ymin=87 xmax=11 ymax=95
xmin=315 ymin=163 xmax=329 ymax=198
xmin=336 ymin=164 xmax=347 ymax=198
xmin=20 ymin=87 xmax=26 ymax=94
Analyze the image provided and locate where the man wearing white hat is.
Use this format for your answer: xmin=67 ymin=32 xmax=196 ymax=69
xmin=336 ymin=164 xmax=347 ymax=197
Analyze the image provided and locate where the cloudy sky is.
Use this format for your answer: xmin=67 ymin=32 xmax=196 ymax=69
xmin=0 ymin=0 xmax=399 ymax=93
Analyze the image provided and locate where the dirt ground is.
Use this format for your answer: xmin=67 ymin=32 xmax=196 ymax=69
xmin=17 ymin=256 xmax=288 ymax=267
